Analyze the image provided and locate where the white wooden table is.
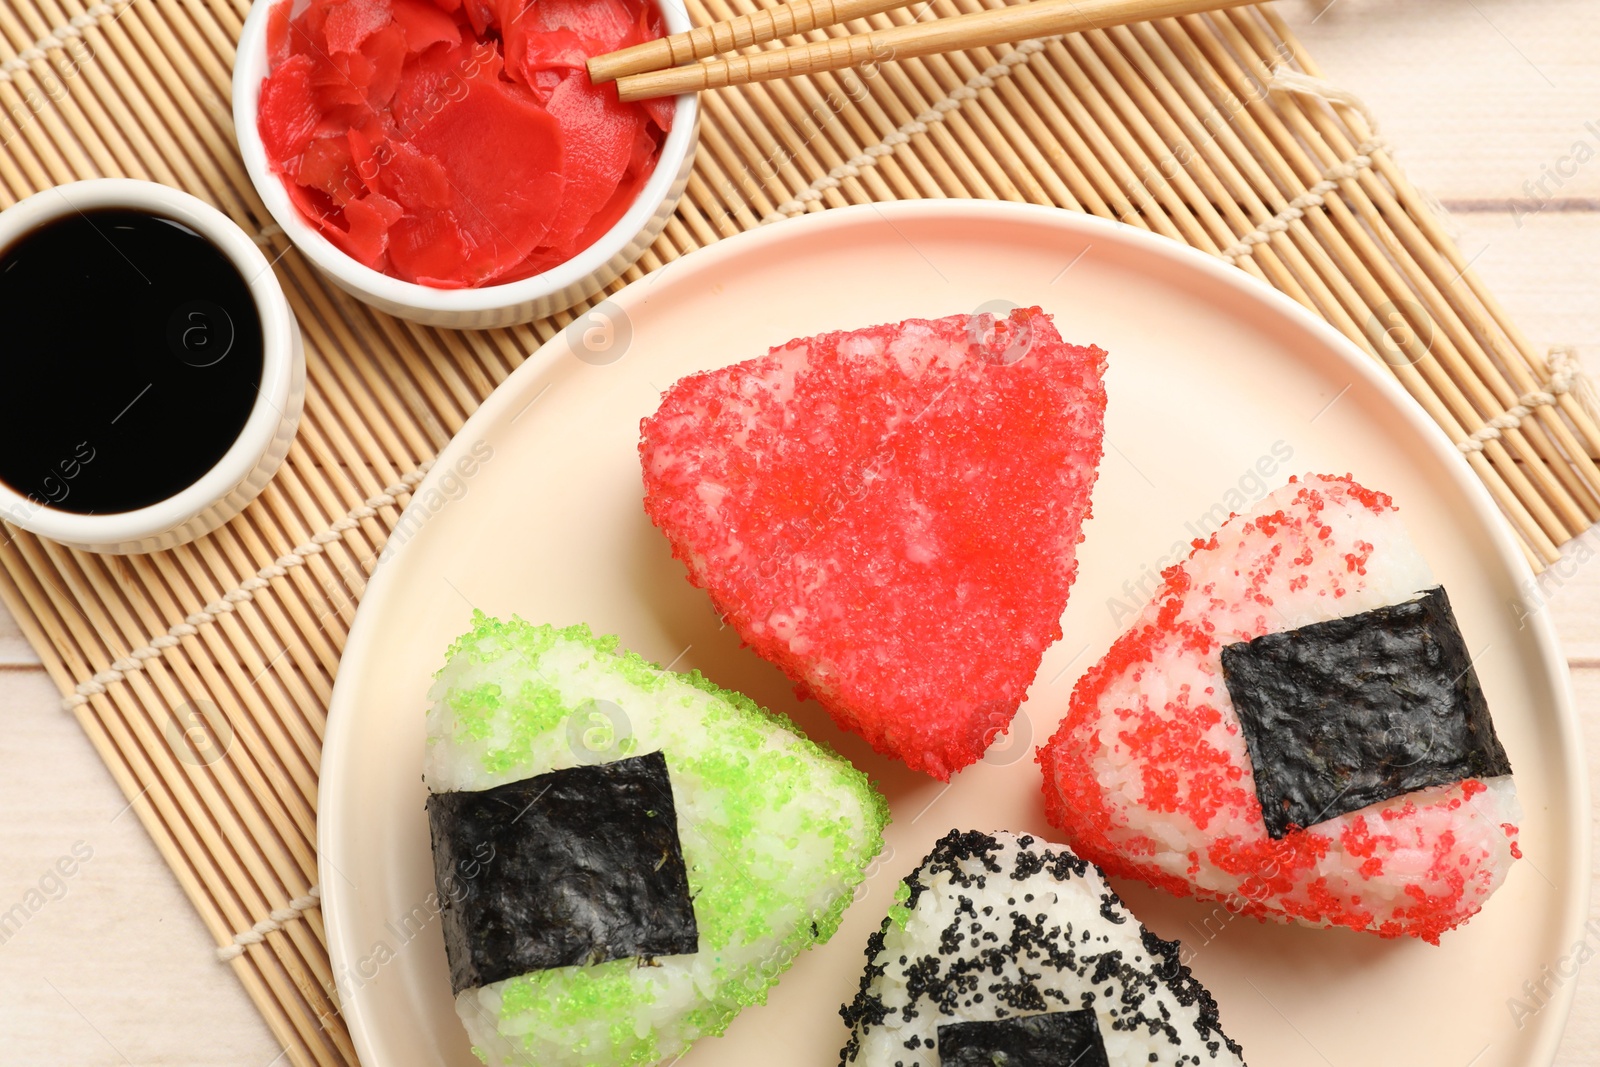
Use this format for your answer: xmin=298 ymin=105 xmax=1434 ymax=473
xmin=0 ymin=1 xmax=1595 ymax=1063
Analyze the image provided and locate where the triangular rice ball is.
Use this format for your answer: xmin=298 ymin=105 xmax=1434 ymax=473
xmin=839 ymin=829 xmax=1245 ymax=1066
xmin=1038 ymin=475 xmax=1519 ymax=943
xmin=424 ymin=614 xmax=889 ymax=1066
xmin=641 ymin=308 xmax=1108 ymax=779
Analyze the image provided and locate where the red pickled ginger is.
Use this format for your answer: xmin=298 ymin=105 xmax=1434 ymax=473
xmin=256 ymin=0 xmax=672 ymax=288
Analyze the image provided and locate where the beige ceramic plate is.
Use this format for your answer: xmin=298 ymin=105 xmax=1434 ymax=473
xmin=321 ymin=201 xmax=1588 ymax=1067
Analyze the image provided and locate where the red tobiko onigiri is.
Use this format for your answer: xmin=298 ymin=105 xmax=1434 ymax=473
xmin=640 ymin=308 xmax=1109 ymax=779
xmin=1037 ymin=474 xmax=1520 ymax=943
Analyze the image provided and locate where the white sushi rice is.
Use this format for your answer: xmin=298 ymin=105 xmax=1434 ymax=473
xmin=1042 ymin=475 xmax=1520 ymax=942
xmin=425 ymin=615 xmax=888 ymax=1067
xmin=840 ymin=830 xmax=1245 ymax=1066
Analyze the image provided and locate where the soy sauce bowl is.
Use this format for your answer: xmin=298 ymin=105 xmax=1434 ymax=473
xmin=0 ymin=179 xmax=305 ymax=555
xmin=232 ymin=0 xmax=699 ymax=331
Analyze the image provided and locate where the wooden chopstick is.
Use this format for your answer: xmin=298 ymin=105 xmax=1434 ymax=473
xmin=588 ymin=0 xmax=911 ymax=83
xmin=606 ymin=0 xmax=1256 ymax=102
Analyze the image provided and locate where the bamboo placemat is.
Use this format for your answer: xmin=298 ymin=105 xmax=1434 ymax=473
xmin=0 ymin=0 xmax=1596 ymax=1063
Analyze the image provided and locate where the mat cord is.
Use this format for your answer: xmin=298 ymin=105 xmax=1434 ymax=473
xmin=1457 ymin=347 xmax=1600 ymax=454
xmin=1217 ymin=66 xmax=1385 ymax=263
xmin=0 ymin=3 xmax=129 ymax=80
xmin=59 ymin=460 xmax=435 ymax=712
xmin=759 ymin=40 xmax=1048 ymax=224
xmin=216 ymin=887 xmax=321 ymax=962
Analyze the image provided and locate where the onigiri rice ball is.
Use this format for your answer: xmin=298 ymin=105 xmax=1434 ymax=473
xmin=639 ymin=307 xmax=1108 ymax=779
xmin=1038 ymin=475 xmax=1520 ymax=943
xmin=839 ymin=829 xmax=1245 ymax=1066
xmin=425 ymin=614 xmax=890 ymax=1066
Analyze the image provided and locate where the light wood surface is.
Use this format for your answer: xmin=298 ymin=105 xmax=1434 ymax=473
xmin=1 ymin=0 xmax=1596 ymax=1064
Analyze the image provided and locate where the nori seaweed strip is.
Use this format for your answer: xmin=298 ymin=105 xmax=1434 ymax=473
xmin=936 ymin=1009 xmax=1111 ymax=1067
xmin=426 ymin=750 xmax=699 ymax=993
xmin=1221 ymin=585 xmax=1512 ymax=839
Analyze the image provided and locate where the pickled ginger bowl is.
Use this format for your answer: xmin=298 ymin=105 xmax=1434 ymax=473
xmin=233 ymin=0 xmax=698 ymax=330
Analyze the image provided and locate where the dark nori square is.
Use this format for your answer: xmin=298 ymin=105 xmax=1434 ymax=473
xmin=936 ymin=1010 xmax=1110 ymax=1067
xmin=1220 ymin=585 xmax=1512 ymax=840
xmin=425 ymin=750 xmax=699 ymax=994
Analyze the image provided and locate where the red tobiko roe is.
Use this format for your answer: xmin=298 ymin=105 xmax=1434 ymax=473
xmin=257 ymin=0 xmax=673 ymax=289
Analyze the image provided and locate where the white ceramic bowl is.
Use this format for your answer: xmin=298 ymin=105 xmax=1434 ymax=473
xmin=232 ymin=0 xmax=700 ymax=330
xmin=0 ymin=178 xmax=306 ymax=555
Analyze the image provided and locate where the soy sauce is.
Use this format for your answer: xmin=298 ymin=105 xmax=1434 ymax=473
xmin=0 ymin=208 xmax=263 ymax=515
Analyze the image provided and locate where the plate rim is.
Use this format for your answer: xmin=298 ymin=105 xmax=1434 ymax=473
xmin=319 ymin=199 xmax=1591 ymax=1066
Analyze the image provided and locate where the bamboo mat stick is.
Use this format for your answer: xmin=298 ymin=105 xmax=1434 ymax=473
xmin=715 ymin=0 xmax=891 ymax=189
xmin=702 ymin=0 xmax=920 ymax=203
xmin=235 ymin=461 xmax=352 ymax=676
xmin=151 ymin=0 xmax=232 ymax=93
xmin=0 ymin=20 xmax=90 ymax=183
xmin=1208 ymin=9 xmax=1586 ymax=536
xmin=1256 ymin=5 xmax=1600 ymax=465
xmin=767 ymin=77 xmax=903 ymax=205
xmin=229 ymin=511 xmax=350 ymax=687
xmin=693 ymin=147 xmax=778 ymax=227
xmin=752 ymin=6 xmax=985 ymax=203
xmin=851 ymin=46 xmax=1026 ymax=201
xmin=50 ymin=563 xmax=297 ymax=889
xmin=0 ymin=40 xmax=57 ymax=191
xmin=803 ymin=70 xmax=932 ymax=200
xmin=6 ymin=542 xmax=347 ymax=1067
xmin=1083 ymin=25 xmax=1330 ymax=315
xmin=4 ymin=5 xmax=118 ymax=177
xmin=45 ymin=545 xmax=314 ymax=912
xmin=1024 ymin=41 xmax=1164 ymax=225
xmin=88 ymin=548 xmax=321 ymax=837
xmin=55 ymin=4 xmax=187 ymax=187
xmin=36 ymin=29 xmax=145 ymax=181
xmin=1223 ymin=7 xmax=1600 ymax=525
xmin=1117 ymin=18 xmax=1340 ymax=295
xmin=1050 ymin=34 xmax=1230 ymax=253
xmin=171 ymin=591 xmax=323 ymax=803
xmin=158 ymin=0 xmax=236 ymax=72
xmin=921 ymin=6 xmax=1091 ymax=213
xmin=825 ymin=61 xmax=972 ymax=198
xmin=197 ymin=481 xmax=339 ymax=655
xmin=813 ymin=5 xmax=1006 ymax=197
xmin=419 ymin=325 xmax=504 ymax=411
xmin=713 ymin=36 xmax=896 ymax=204
xmin=1064 ymin=31 xmax=1237 ymax=249
xmin=1135 ymin=18 xmax=1389 ymax=319
xmin=1176 ymin=11 xmax=1566 ymax=556
xmin=137 ymin=547 xmax=323 ymax=822
xmin=974 ymin=54 xmax=1104 ymax=212
xmin=911 ymin=23 xmax=1059 ymax=206
xmin=290 ymin=291 xmax=434 ymax=469
xmin=1157 ymin=13 xmax=1559 ymax=559
xmin=696 ymin=109 xmax=783 ymax=211
xmin=988 ymin=46 xmax=1126 ymax=219
xmin=0 ymin=562 xmax=325 ymax=1066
